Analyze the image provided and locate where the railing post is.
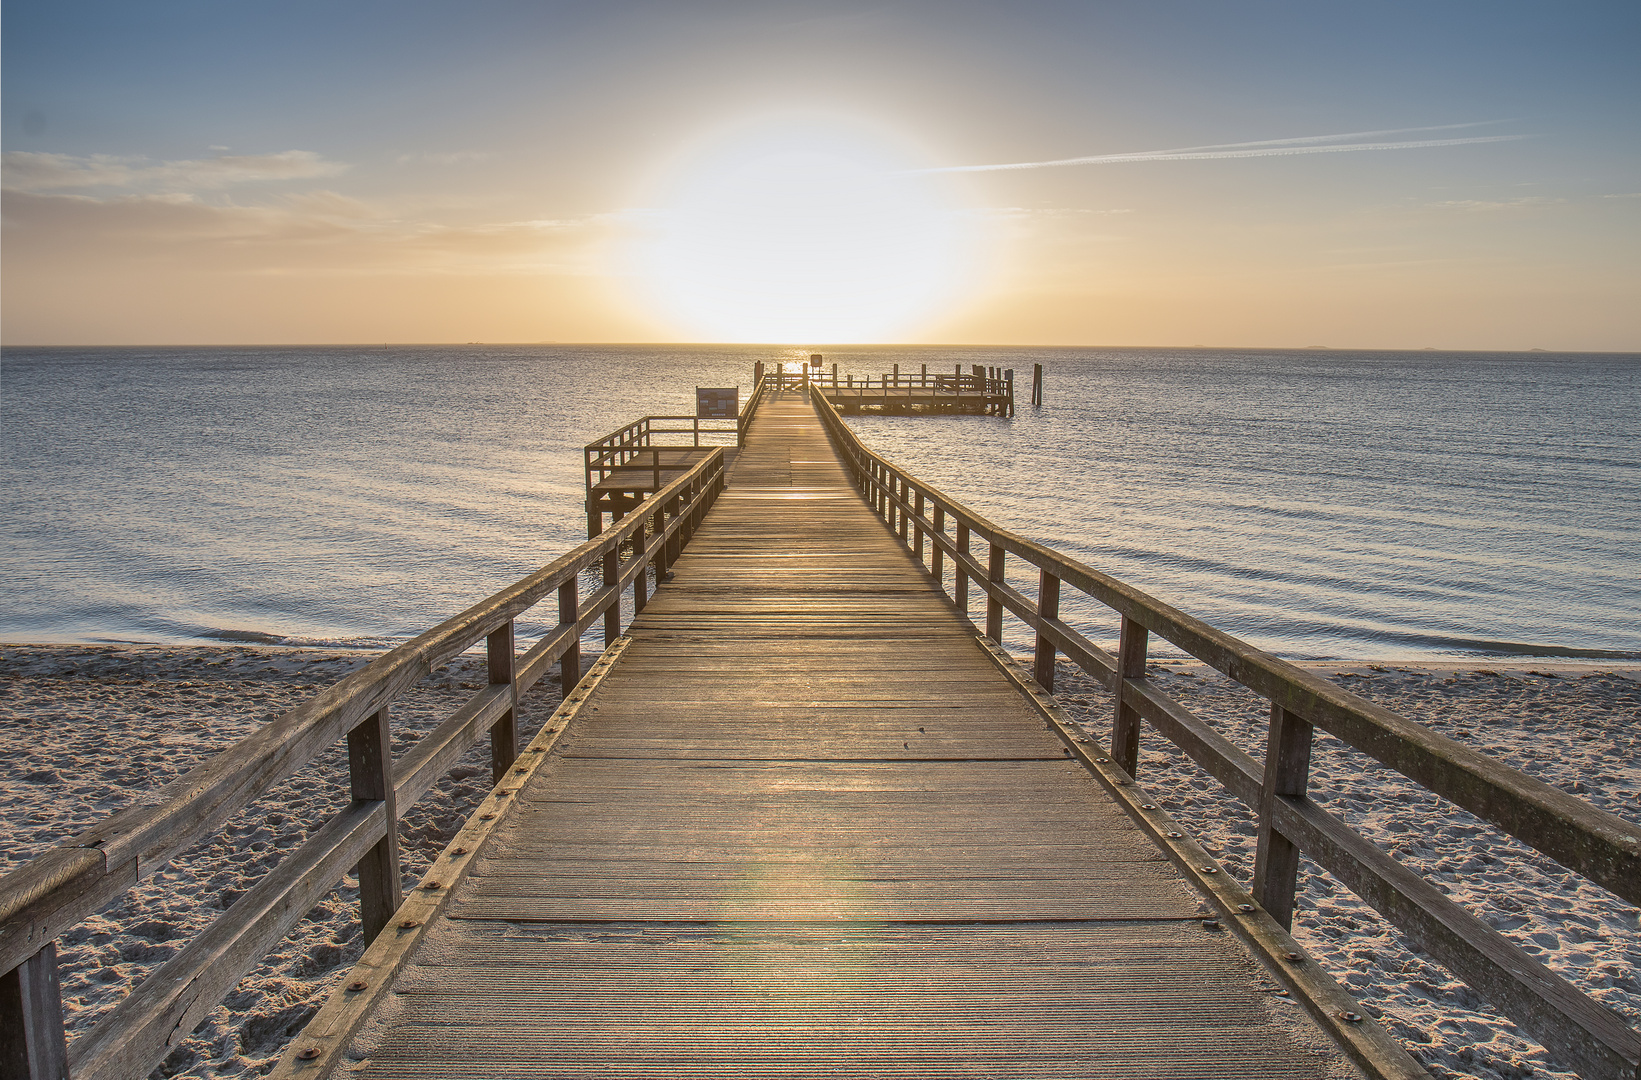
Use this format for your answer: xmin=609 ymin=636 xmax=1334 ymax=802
xmin=955 ymin=522 xmax=970 ymax=616
xmin=897 ymin=478 xmax=909 ymax=542
xmin=633 ymin=518 xmax=649 ymax=614
xmin=347 ymin=705 xmax=400 ymax=945
xmin=487 ymin=621 xmax=518 ymax=783
xmin=558 ymin=578 xmax=581 ymax=695
xmin=602 ymin=542 xmax=621 ymax=646
xmin=1 ymin=945 xmax=68 ymax=1080
xmin=912 ymin=490 xmax=925 ymax=560
xmin=985 ymin=542 xmax=1004 ymax=643
xmin=931 ymin=505 xmax=945 ymax=584
xmin=1033 ymin=570 xmax=1060 ymax=692
xmin=1110 ymin=616 xmax=1148 ymax=776
xmin=1254 ymin=705 xmax=1314 ymax=929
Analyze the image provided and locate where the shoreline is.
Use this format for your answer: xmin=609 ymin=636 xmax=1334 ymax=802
xmin=2 ymin=643 xmax=1637 ymax=1080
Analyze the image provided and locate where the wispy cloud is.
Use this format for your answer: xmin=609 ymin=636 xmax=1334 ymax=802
xmin=395 ymin=150 xmax=493 ymax=166
xmin=911 ymin=121 xmax=1529 ymax=174
xmin=1 ymin=149 xmax=346 ymax=193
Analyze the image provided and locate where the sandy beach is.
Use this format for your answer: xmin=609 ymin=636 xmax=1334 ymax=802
xmin=2 ymin=644 xmax=1637 ymax=1079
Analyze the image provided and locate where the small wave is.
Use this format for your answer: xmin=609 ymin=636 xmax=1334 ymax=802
xmin=204 ymin=629 xmax=288 ymax=645
xmin=1371 ymin=630 xmax=1639 ymax=660
xmin=202 ymin=628 xmax=395 ymax=650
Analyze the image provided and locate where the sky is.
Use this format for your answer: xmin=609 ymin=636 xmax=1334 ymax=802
xmin=3 ymin=0 xmax=1638 ymax=349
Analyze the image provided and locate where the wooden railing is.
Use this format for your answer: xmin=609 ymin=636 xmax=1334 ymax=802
xmin=0 ymin=449 xmax=728 ymax=1080
xmin=767 ymin=364 xmax=1013 ymax=397
xmin=812 ymin=389 xmax=1641 ymax=1080
xmin=582 ymin=376 xmax=764 ymax=495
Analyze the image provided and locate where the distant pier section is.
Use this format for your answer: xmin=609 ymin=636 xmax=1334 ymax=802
xmin=767 ymin=355 xmax=1031 ymax=415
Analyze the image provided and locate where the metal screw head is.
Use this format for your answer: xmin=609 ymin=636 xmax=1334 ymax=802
xmin=1201 ymin=919 xmax=1221 ymax=930
xmin=1114 ymin=778 xmax=1130 ymax=786
xmin=422 ymin=880 xmax=443 ymax=890
xmin=514 ymin=768 xmax=527 ymax=775
xmin=398 ymin=919 xmax=420 ymax=929
xmin=1095 ymin=758 xmax=1109 ymax=764
xmin=480 ymin=813 xmax=496 ymax=821
xmin=1140 ymin=803 xmax=1157 ymax=810
xmin=346 ymin=980 xmax=368 ymax=992
xmin=450 ymin=846 xmax=467 ymax=857
xmin=1337 ymin=1011 xmax=1363 ymax=1023
xmin=1201 ymin=866 xmax=1218 ymax=874
xmin=1285 ymin=951 xmax=1304 ymax=962
xmin=296 ymin=1047 xmax=321 ymax=1061
xmin=1165 ymin=831 xmax=1183 ymax=839
xmin=1238 ymin=904 xmax=1256 ymax=913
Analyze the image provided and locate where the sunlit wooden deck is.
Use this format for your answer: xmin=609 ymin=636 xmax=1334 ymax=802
xmin=284 ymin=391 xmax=1361 ymax=1079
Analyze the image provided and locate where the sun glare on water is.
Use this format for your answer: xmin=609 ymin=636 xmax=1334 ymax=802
xmin=631 ymin=120 xmax=977 ymax=343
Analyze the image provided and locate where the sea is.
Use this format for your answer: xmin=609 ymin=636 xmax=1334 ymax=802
xmin=2 ymin=345 xmax=1637 ymax=662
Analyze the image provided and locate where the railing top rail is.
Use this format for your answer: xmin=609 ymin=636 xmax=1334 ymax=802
xmin=809 ymin=389 xmax=1641 ymax=906
xmin=0 ymin=449 xmax=726 ymax=962
xmin=583 ymin=414 xmax=740 ymax=458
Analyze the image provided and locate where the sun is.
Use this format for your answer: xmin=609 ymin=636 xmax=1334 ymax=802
xmin=629 ymin=117 xmax=977 ymax=343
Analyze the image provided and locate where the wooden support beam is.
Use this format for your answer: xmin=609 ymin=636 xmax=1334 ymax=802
xmin=1254 ymin=704 xmax=1314 ymax=929
xmin=0 ymin=944 xmax=67 ymax=1080
xmin=487 ymin=621 xmax=517 ymax=784
xmin=985 ymin=542 xmax=1005 ymax=643
xmin=557 ymin=579 xmax=581 ymax=696
xmin=347 ymin=707 xmax=399 ymax=946
xmin=931 ymin=505 xmax=945 ymax=583
xmin=1033 ymin=569 xmax=1060 ymax=692
xmin=1111 ymin=615 xmax=1148 ymax=776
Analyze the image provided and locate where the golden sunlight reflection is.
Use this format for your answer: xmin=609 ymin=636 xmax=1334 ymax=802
xmin=629 ymin=118 xmax=979 ymax=343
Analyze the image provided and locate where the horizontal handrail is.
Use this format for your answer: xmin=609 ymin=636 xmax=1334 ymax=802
xmin=810 ymin=388 xmax=1640 ymax=1080
xmin=582 ymin=413 xmax=741 ymax=494
xmin=1 ymin=445 xmax=728 ymax=1079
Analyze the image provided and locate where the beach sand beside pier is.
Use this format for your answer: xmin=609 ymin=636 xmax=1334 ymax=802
xmin=1 ymin=644 xmax=1637 ymax=1080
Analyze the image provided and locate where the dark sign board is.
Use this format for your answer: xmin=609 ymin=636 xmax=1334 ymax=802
xmin=696 ymin=387 xmax=738 ymax=418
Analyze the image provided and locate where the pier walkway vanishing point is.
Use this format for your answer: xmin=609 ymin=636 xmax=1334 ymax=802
xmin=273 ymin=392 xmax=1394 ymax=1079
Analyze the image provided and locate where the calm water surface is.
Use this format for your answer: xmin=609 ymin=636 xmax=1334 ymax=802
xmin=2 ymin=345 xmax=1636 ymax=661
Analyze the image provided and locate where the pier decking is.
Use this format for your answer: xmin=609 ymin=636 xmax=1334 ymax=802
xmin=283 ymin=392 xmax=1360 ymax=1078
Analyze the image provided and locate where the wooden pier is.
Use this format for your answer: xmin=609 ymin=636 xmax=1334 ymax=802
xmin=4 ymin=373 xmax=1637 ymax=1080
xmin=788 ymin=363 xmax=1016 ymax=415
xmin=274 ymin=390 xmax=1378 ymax=1078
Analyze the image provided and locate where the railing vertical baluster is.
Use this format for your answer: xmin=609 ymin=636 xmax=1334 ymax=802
xmin=633 ymin=516 xmax=649 ymax=613
xmin=931 ymin=505 xmax=945 ymax=585
xmin=557 ymin=578 xmax=581 ymax=695
xmin=1254 ymin=705 xmax=1315 ymax=929
xmin=1110 ymin=616 xmax=1148 ymax=775
xmin=912 ymin=490 xmax=925 ymax=560
xmin=1 ymin=944 xmax=68 ymax=1080
xmin=985 ymin=542 xmax=1004 ymax=643
xmin=602 ymin=541 xmax=620 ymax=646
xmin=897 ymin=478 xmax=909 ymax=541
xmin=653 ymin=499 xmax=671 ymax=578
xmin=1034 ymin=570 xmax=1061 ymax=692
xmin=488 ymin=620 xmax=518 ymax=782
xmin=347 ymin=705 xmax=400 ymax=944
xmin=955 ymin=522 xmax=970 ymax=616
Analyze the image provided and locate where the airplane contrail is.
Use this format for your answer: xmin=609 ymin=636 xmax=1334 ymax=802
xmin=910 ymin=121 xmax=1528 ymax=174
